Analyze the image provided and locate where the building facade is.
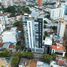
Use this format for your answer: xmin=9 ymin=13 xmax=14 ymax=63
xmin=23 ymin=15 xmax=35 ymax=48
xmin=50 ymin=7 xmax=64 ymax=20
xmin=38 ymin=0 xmax=43 ymax=8
xmin=50 ymin=2 xmax=67 ymax=20
xmin=23 ymin=15 xmax=43 ymax=49
xmin=57 ymin=19 xmax=67 ymax=38
xmin=35 ymin=18 xmax=43 ymax=48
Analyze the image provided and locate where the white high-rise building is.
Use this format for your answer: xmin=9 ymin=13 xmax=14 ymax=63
xmin=57 ymin=18 xmax=67 ymax=38
xmin=23 ymin=15 xmax=35 ymax=48
xmin=23 ymin=14 xmax=43 ymax=49
xmin=50 ymin=2 xmax=67 ymax=20
xmin=50 ymin=7 xmax=64 ymax=20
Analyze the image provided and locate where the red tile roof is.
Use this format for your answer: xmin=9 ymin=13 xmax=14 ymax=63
xmin=9 ymin=45 xmax=15 ymax=48
xmin=51 ymin=45 xmax=65 ymax=51
xmin=0 ymin=43 xmax=4 ymax=48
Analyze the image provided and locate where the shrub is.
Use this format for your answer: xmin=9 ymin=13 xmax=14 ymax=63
xmin=21 ymin=52 xmax=33 ymax=59
xmin=0 ymin=50 xmax=11 ymax=57
xmin=11 ymin=56 xmax=20 ymax=67
xmin=43 ymin=54 xmax=56 ymax=63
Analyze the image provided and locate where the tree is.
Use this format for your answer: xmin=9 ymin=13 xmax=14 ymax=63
xmin=44 ymin=31 xmax=49 ymax=37
xmin=45 ymin=14 xmax=50 ymax=18
xmin=13 ymin=20 xmax=25 ymax=47
xmin=11 ymin=56 xmax=20 ymax=67
xmin=3 ymin=6 xmax=31 ymax=16
xmin=23 ymin=7 xmax=31 ymax=14
xmin=44 ymin=20 xmax=48 ymax=24
xmin=1 ymin=66 xmax=4 ymax=67
xmin=13 ymin=21 xmax=23 ymax=31
xmin=4 ymin=6 xmax=16 ymax=13
xmin=21 ymin=52 xmax=33 ymax=59
xmin=43 ymin=54 xmax=56 ymax=63
xmin=0 ymin=50 xmax=11 ymax=57
xmin=51 ymin=26 xmax=57 ymax=31
xmin=51 ymin=26 xmax=57 ymax=33
xmin=16 ymin=41 xmax=25 ymax=51
xmin=44 ymin=24 xmax=47 ymax=28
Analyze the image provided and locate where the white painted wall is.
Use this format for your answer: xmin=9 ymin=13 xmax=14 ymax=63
xmin=2 ymin=29 xmax=17 ymax=43
xmin=0 ymin=24 xmax=5 ymax=34
xmin=27 ymin=20 xmax=34 ymax=48
xmin=50 ymin=7 xmax=64 ymax=20
xmin=59 ymin=22 xmax=66 ymax=37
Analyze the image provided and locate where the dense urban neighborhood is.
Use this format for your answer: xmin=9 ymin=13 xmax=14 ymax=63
xmin=0 ymin=0 xmax=67 ymax=67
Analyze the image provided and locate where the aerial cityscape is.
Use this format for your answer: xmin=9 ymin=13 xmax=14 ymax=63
xmin=0 ymin=0 xmax=67 ymax=67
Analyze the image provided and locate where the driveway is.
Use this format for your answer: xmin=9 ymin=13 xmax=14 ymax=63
xmin=44 ymin=63 xmax=50 ymax=67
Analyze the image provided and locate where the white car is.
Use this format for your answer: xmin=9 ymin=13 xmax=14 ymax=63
xmin=50 ymin=61 xmax=59 ymax=67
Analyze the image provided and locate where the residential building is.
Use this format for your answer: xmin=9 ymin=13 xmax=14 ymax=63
xmin=37 ymin=61 xmax=44 ymax=67
xmin=0 ymin=27 xmax=17 ymax=51
xmin=0 ymin=0 xmax=26 ymax=7
xmin=0 ymin=13 xmax=17 ymax=31
xmin=0 ymin=14 xmax=11 ymax=29
xmin=0 ymin=14 xmax=7 ymax=33
xmin=57 ymin=19 xmax=67 ymax=38
xmin=38 ymin=0 xmax=43 ymax=8
xmin=50 ymin=7 xmax=64 ymax=20
xmin=0 ymin=58 xmax=11 ymax=67
xmin=50 ymin=2 xmax=67 ymax=20
xmin=26 ymin=0 xmax=35 ymax=5
xmin=0 ymin=42 xmax=15 ymax=52
xmin=0 ymin=14 xmax=7 ymax=26
xmin=23 ymin=15 xmax=35 ymax=48
xmin=2 ymin=27 xmax=17 ymax=43
xmin=35 ymin=18 xmax=43 ymax=48
xmin=23 ymin=14 xmax=43 ymax=49
xmin=0 ymin=0 xmax=14 ymax=8
xmin=51 ymin=43 xmax=65 ymax=57
xmin=0 ymin=24 xmax=5 ymax=34
xmin=19 ymin=59 xmax=50 ymax=67
xmin=45 ymin=0 xmax=64 ymax=3
xmin=14 ymin=0 xmax=26 ymax=6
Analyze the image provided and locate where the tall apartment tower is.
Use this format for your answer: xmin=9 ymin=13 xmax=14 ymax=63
xmin=23 ymin=14 xmax=43 ymax=49
xmin=38 ymin=0 xmax=43 ymax=8
xmin=35 ymin=18 xmax=43 ymax=48
xmin=23 ymin=15 xmax=35 ymax=48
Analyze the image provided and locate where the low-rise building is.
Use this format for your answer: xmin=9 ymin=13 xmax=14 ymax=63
xmin=0 ymin=24 xmax=5 ymax=34
xmin=0 ymin=0 xmax=14 ymax=8
xmin=0 ymin=58 xmax=11 ymax=67
xmin=0 ymin=27 xmax=17 ymax=51
xmin=2 ymin=27 xmax=17 ymax=43
xmin=51 ymin=43 xmax=65 ymax=57
xmin=19 ymin=58 xmax=50 ymax=67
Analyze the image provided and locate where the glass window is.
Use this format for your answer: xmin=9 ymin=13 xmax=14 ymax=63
xmin=64 ymin=5 xmax=67 ymax=15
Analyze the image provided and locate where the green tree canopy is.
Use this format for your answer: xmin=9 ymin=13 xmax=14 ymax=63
xmin=0 ymin=50 xmax=11 ymax=57
xmin=13 ymin=21 xmax=23 ymax=31
xmin=3 ymin=5 xmax=31 ymax=16
xmin=11 ymin=56 xmax=20 ymax=67
xmin=43 ymin=54 xmax=56 ymax=63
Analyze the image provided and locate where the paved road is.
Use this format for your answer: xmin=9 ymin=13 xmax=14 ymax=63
xmin=33 ymin=53 xmax=43 ymax=59
xmin=44 ymin=63 xmax=50 ymax=67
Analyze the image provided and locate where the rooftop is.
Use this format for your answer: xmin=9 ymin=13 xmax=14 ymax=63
xmin=0 ymin=43 xmax=4 ymax=48
xmin=0 ymin=58 xmax=11 ymax=67
xmin=51 ymin=44 xmax=65 ymax=51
